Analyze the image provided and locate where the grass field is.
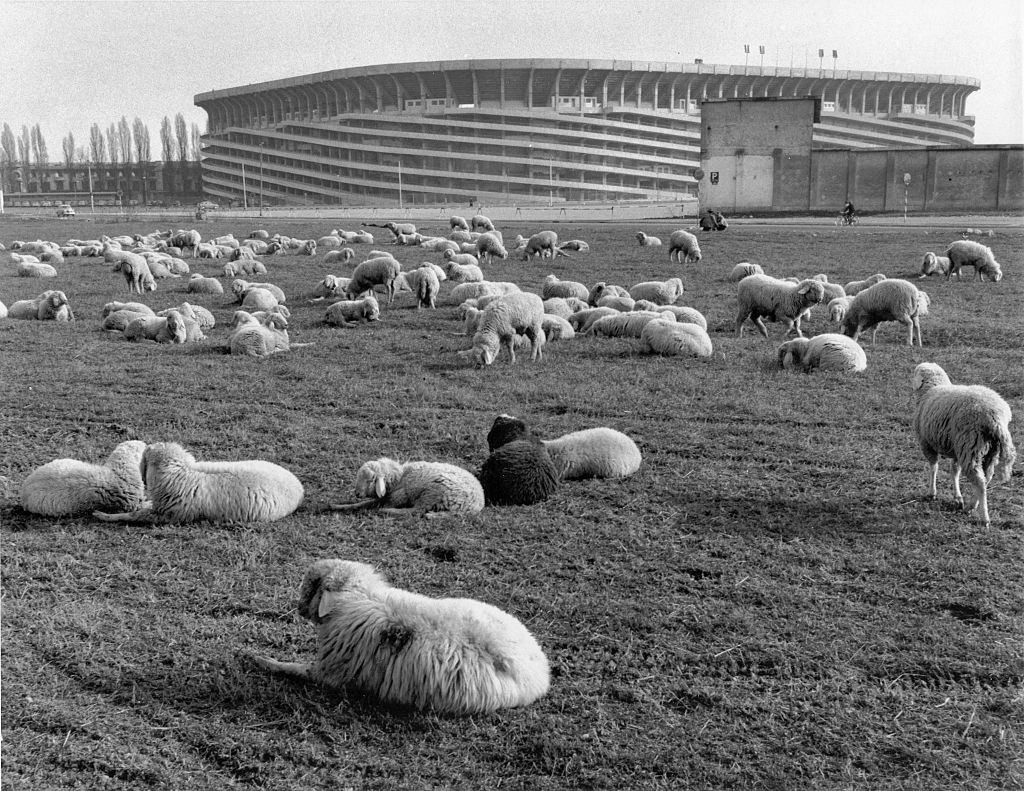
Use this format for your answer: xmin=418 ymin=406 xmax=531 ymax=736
xmin=1 ymin=215 xmax=1022 ymax=790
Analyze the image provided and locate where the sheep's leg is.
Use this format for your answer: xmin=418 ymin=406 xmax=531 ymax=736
xmin=963 ymin=466 xmax=989 ymax=525
xmin=93 ymin=504 xmax=155 ymax=523
xmin=503 ymin=337 xmax=516 ymax=365
xmin=912 ymin=316 xmax=922 ymax=347
xmin=926 ymin=460 xmax=939 ymax=500
xmin=735 ymin=311 xmax=749 ymax=337
xmin=754 ymin=316 xmax=770 ymax=339
xmin=249 ymin=654 xmax=314 ymax=681
xmin=329 ymin=498 xmax=380 ymax=512
xmin=950 ymin=462 xmax=964 ymax=508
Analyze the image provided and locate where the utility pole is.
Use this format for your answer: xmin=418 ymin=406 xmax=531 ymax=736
xmin=241 ymin=162 xmax=247 ymax=210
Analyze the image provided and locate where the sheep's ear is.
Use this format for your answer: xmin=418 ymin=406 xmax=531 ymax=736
xmin=797 ymin=284 xmax=811 ymax=294
xmin=374 ymin=475 xmax=387 ymax=499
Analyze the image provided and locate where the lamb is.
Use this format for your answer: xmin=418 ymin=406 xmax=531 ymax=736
xmin=668 ymin=230 xmax=702 ymax=263
xmin=728 ymin=262 xmax=765 ymax=282
xmin=542 ymin=297 xmax=580 ymax=320
xmin=777 ymin=333 xmax=867 ymax=373
xmin=480 ymin=416 xmax=560 ymax=506
xmin=250 ymin=559 xmax=550 ymax=714
xmin=157 ymin=304 xmax=207 ymax=342
xmin=812 ymin=275 xmax=846 ymax=303
xmin=230 ymin=311 xmax=292 ymax=357
xmin=558 ymin=240 xmax=589 ymax=253
xmin=911 ymin=362 xmax=1016 ymax=525
xmin=539 ymin=314 xmax=575 ymax=342
xmin=403 ymin=266 xmax=441 ymax=309
xmin=842 ymin=278 xmax=929 ymax=346
xmin=17 ymin=261 xmax=58 ymax=278
xmin=521 ymin=231 xmax=567 ymax=260
xmin=844 ymin=273 xmax=886 ymax=296
xmin=346 ymin=256 xmax=402 ymax=304
xmin=919 ymin=252 xmax=952 ymax=279
xmin=944 ymin=239 xmax=1003 ymax=282
xmin=587 ymin=282 xmax=630 ymax=306
xmin=471 ymin=214 xmax=495 ymax=232
xmin=8 ymin=290 xmax=75 ymax=321
xmin=103 ymin=308 xmax=152 ymax=332
xmin=93 ymin=441 xmax=304 ymax=524
xmin=735 ymin=275 xmax=826 ymax=338
xmin=541 ymin=275 xmax=589 ymax=301
xmin=475 ymin=232 xmax=508 ymax=264
xmin=325 ymin=295 xmax=381 ymax=326
xmin=330 ymin=458 xmax=484 ymax=516
xmin=382 ymin=221 xmax=417 ymax=240
xmin=628 ymin=278 xmax=684 ymax=306
xmin=323 ymin=248 xmax=356 ymax=265
xmin=309 ymin=274 xmax=351 ymax=300
xmin=20 ymin=441 xmax=147 ymax=516
xmin=442 ymin=260 xmax=484 ymax=284
xmin=124 ymin=310 xmax=188 ymax=344
xmin=186 ymin=274 xmax=224 ymax=295
xmin=635 ymin=232 xmax=662 ymax=247
xmin=640 ymin=318 xmax=714 ymax=357
xmin=827 ymin=296 xmax=855 ymax=326
xmin=459 ymin=292 xmax=545 ymax=366
xmin=587 ymin=310 xmax=676 ymax=338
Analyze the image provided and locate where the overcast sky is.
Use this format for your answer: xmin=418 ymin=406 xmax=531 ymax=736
xmin=1 ymin=0 xmax=1021 ymax=156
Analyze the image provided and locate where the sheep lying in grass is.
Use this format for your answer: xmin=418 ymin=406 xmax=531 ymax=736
xmin=480 ymin=416 xmax=560 ymax=506
xmin=596 ymin=294 xmax=635 ymax=312
xmin=331 ymin=458 xmax=484 ymax=517
xmin=323 ymin=248 xmax=356 ymax=265
xmin=944 ymin=239 xmax=1003 ymax=282
xmin=568 ymin=307 xmax=618 ymax=333
xmin=628 ymin=278 xmax=684 ymax=306
xmin=17 ymin=261 xmax=58 ymax=278
xmin=458 ymin=292 xmax=545 ymax=367
xmin=542 ymin=297 xmax=586 ymax=319
xmin=668 ymin=230 xmax=701 ymax=263
xmin=21 ymin=440 xmax=147 ymax=516
xmin=641 ymin=304 xmax=707 ymax=330
xmin=8 ymin=290 xmax=75 ymax=321
xmin=94 ymin=441 xmax=304 ymax=524
xmin=558 ymin=239 xmax=589 ymax=253
xmin=187 ymin=274 xmax=224 ymax=295
xmin=442 ymin=259 xmax=484 ymax=284
xmin=728 ymin=262 xmax=765 ymax=282
xmin=640 ymin=318 xmax=713 ymax=357
xmin=735 ymin=275 xmax=825 ymax=338
xmin=919 ymin=252 xmax=951 ymax=279
xmin=448 ymin=281 xmax=520 ymax=305
xmin=541 ymin=275 xmax=589 ymax=301
xmin=124 ymin=310 xmax=188 ymax=344
xmin=587 ymin=310 xmax=675 ymax=338
xmin=587 ymin=282 xmax=630 ymax=306
xmin=251 ymin=559 xmax=550 ymax=714
xmin=777 ymin=333 xmax=867 ymax=373
xmin=540 ymin=314 xmax=575 ymax=341
xmin=228 ymin=310 xmax=295 ymax=357
xmin=842 ymin=279 xmax=929 ymax=347
xmin=911 ymin=362 xmax=1016 ymax=525
xmin=635 ymin=232 xmax=662 ymax=247
xmin=232 ymin=279 xmax=286 ymax=304
xmin=157 ymin=304 xmax=208 ymax=342
xmin=325 ymin=295 xmax=380 ymax=326
xmin=844 ymin=273 xmax=886 ymax=296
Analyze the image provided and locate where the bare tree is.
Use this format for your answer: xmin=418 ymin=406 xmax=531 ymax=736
xmin=62 ymin=131 xmax=76 ymax=171
xmin=174 ymin=112 xmax=188 ymax=163
xmin=159 ymin=116 xmax=175 ymax=162
xmin=89 ymin=123 xmax=106 ymax=164
xmin=190 ymin=123 xmax=201 ymax=162
xmin=30 ymin=124 xmax=48 ymax=191
xmin=107 ymin=124 xmax=120 ymax=168
xmin=132 ymin=117 xmax=151 ymax=203
xmin=18 ymin=126 xmax=30 ymax=188
xmin=117 ymin=116 xmax=133 ymax=202
xmin=1 ymin=123 xmax=16 ymax=192
xmin=75 ymin=145 xmax=87 ymax=163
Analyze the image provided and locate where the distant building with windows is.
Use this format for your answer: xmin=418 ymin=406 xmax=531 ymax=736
xmin=2 ymin=161 xmax=202 ymax=206
xmin=194 ymin=58 xmax=980 ymax=206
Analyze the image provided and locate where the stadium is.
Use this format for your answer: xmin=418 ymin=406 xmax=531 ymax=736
xmin=194 ymin=58 xmax=980 ymax=207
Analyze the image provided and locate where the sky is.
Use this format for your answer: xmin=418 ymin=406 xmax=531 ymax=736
xmin=1 ymin=0 xmax=1021 ymax=159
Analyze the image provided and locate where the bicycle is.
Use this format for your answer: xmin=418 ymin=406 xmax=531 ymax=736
xmin=835 ymin=213 xmax=858 ymax=226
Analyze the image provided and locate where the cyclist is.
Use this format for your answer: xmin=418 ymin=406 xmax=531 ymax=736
xmin=841 ymin=201 xmax=856 ymax=225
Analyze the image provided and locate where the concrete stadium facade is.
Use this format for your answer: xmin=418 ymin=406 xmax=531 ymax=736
xmin=194 ymin=58 xmax=980 ymax=207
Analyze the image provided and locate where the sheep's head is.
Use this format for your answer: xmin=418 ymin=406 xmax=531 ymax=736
xmin=230 ymin=310 xmax=257 ymax=328
xmin=442 ymin=248 xmax=455 ymax=261
xmin=777 ymin=338 xmax=809 ymax=369
xmin=920 ymin=252 xmax=938 ymax=276
xmin=295 ymin=559 xmax=386 ymax=623
xmin=635 ymin=232 xmax=645 ymax=243
xmin=795 ymin=280 xmax=826 ymax=305
xmin=140 ymin=442 xmax=193 ymax=487
xmin=362 ymin=299 xmax=381 ymax=321
xmin=353 ymin=458 xmax=403 ymax=500
xmin=487 ymin=414 xmax=530 ymax=452
xmin=911 ymin=362 xmax=951 ymax=393
xmin=164 ymin=310 xmax=187 ymax=342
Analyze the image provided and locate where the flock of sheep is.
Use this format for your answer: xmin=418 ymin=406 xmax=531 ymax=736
xmin=3 ymin=214 xmax=1017 ymax=715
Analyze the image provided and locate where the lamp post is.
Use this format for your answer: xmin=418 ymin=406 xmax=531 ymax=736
xmin=832 ymin=49 xmax=838 ymax=77
xmin=759 ymin=45 xmax=765 ymax=70
xmin=744 ymin=44 xmax=750 ymax=71
xmin=258 ymin=142 xmax=265 ymax=218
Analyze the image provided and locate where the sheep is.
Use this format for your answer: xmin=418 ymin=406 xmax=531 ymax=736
xmin=471 ymin=214 xmax=495 ymax=232
xmin=232 ymin=279 xmax=286 ymax=304
xmin=316 ymin=234 xmax=345 ymax=250
xmin=442 ymin=260 xmax=484 ymax=284
xmin=402 ymin=266 xmax=441 ymax=309
xmin=124 ymin=310 xmax=188 ymax=344
xmin=346 ymin=256 xmax=402 ymax=304
xmin=640 ymin=318 xmax=714 ymax=358
xmin=325 ymin=295 xmax=380 ymax=326
xmin=459 ymin=292 xmax=545 ymax=367
xmin=827 ymin=296 xmax=855 ymax=326
xmin=230 ymin=311 xmax=292 ymax=357
xmin=541 ymin=275 xmax=589 ymax=301
xmin=186 ymin=274 xmax=224 ymax=295
xmin=419 ymin=237 xmax=461 ymax=254
xmin=449 ymin=215 xmax=471 ymax=231
xmin=728 ymin=262 xmax=765 ymax=282
xmin=173 ymin=301 xmax=215 ymax=331
xmin=382 ymin=221 xmax=417 ymax=240
xmin=103 ymin=308 xmax=151 ymax=332
xmin=628 ymin=278 xmax=684 ymax=306
xmin=323 ymin=248 xmax=356 ymax=265
xmin=480 ymin=416 xmax=560 ymax=506
xmin=635 ymin=232 xmax=662 ymax=247
xmin=521 ymin=231 xmax=567 ymax=260
xmin=17 ymin=261 xmax=58 ymax=278
xmin=587 ymin=282 xmax=630 ymax=306
xmin=157 ymin=304 xmax=207 ymax=342
xmin=919 ymin=252 xmax=952 ymax=279
xmin=93 ymin=441 xmax=304 ymax=524
xmin=309 ymin=275 xmax=351 ymax=300
xmin=20 ymin=441 xmax=147 ymax=517
xmin=642 ymin=304 xmax=707 ymax=330
xmin=558 ymin=239 xmax=589 ymax=253
xmin=735 ymin=275 xmax=826 ymax=338
xmin=568 ymin=306 xmax=618 ymax=333
xmin=8 ymin=290 xmax=75 ymax=321
xmin=542 ymin=297 xmax=579 ymax=320
xmin=668 ymin=230 xmax=702 ymax=263
xmin=448 ymin=280 xmax=520 ymax=305
xmin=844 ymin=273 xmax=887 ymax=296
xmin=102 ymin=301 xmax=154 ymax=318
xmin=250 ymin=559 xmax=549 ymax=713
xmin=944 ymin=240 xmax=1003 ymax=281
xmin=475 ymin=232 xmax=508 ymax=264
xmin=241 ymin=287 xmax=284 ymax=313
xmin=224 ymin=259 xmax=267 ymax=277
xmin=330 ymin=458 xmax=484 ymax=516
xmin=587 ymin=310 xmax=676 ymax=338
xmin=911 ymin=362 xmax=1016 ymax=526
xmin=842 ymin=279 xmax=929 ymax=346
xmin=442 ymin=249 xmax=480 ymax=268
xmin=777 ymin=333 xmax=867 ymax=373
xmin=350 ymin=230 xmax=374 ymax=244
xmin=596 ymin=295 xmax=635 ymax=312
xmin=540 ymin=314 xmax=575 ymax=342
xmin=142 ymin=258 xmax=180 ymax=280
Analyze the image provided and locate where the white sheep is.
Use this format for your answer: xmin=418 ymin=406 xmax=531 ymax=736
xmin=448 ymin=280 xmax=520 ymax=305
xmin=635 ymin=232 xmax=662 ymax=247
xmin=230 ymin=310 xmax=293 ymax=357
xmin=325 ymin=295 xmax=381 ymax=326
xmin=587 ymin=310 xmax=676 ymax=338
xmin=442 ymin=249 xmax=480 ymax=269
xmin=471 ymin=214 xmax=495 ymax=232
xmin=668 ymin=230 xmax=702 ymax=263
xmin=944 ymin=240 xmax=1003 ymax=282
xmin=541 ymin=275 xmax=589 ymax=301
xmin=543 ymin=427 xmax=641 ymax=480
xmin=241 ymin=287 xmax=283 ymax=313
xmin=642 ymin=304 xmax=707 ymax=330
xmin=309 ymin=275 xmax=351 ymax=300
xmin=540 ymin=313 xmax=575 ymax=342
xmin=628 ymin=278 xmax=684 ymax=306
xmin=450 ymin=215 xmax=471 ymax=231
xmin=558 ymin=240 xmax=589 ymax=253
xmin=93 ymin=441 xmax=304 ymax=524
xmin=843 ymin=273 xmax=887 ymax=296
xmin=587 ymin=282 xmax=630 ymax=306
xmin=323 ymin=248 xmax=356 ymax=265
xmin=542 ymin=297 xmax=577 ymax=320
xmin=232 ymin=279 xmax=286 ymax=304
xmin=842 ymin=278 xmax=929 ymax=346
xmin=251 ymin=559 xmax=550 ymax=714
xmin=157 ymin=303 xmax=208 ymax=341
xmin=459 ymin=292 xmax=545 ymax=366
xmin=911 ymin=362 xmax=1016 ymax=525
xmin=568 ymin=307 xmax=618 ymax=333
xmin=102 ymin=301 xmax=154 ymax=318
xmin=17 ymin=261 xmax=58 ymax=278
xmin=187 ymin=274 xmax=224 ymax=295
xmin=728 ymin=262 xmax=765 ymax=282
xmin=21 ymin=440 xmax=147 ymax=516
xmin=346 ymin=256 xmax=402 ymax=304
xmin=475 ymin=232 xmax=508 ymax=264
xmin=331 ymin=458 xmax=484 ymax=517
xmin=442 ymin=260 xmax=484 ymax=284
xmin=827 ymin=296 xmax=854 ymax=326
xmin=8 ymin=290 xmax=75 ymax=321
xmin=124 ymin=310 xmax=188 ymax=344
xmin=402 ymin=266 xmax=441 ymax=309
xmin=735 ymin=275 xmax=826 ymax=338
xmin=919 ymin=252 xmax=952 ymax=279
xmin=777 ymin=333 xmax=867 ymax=373
xmin=640 ymin=318 xmax=713 ymax=357
xmin=521 ymin=231 xmax=567 ymax=260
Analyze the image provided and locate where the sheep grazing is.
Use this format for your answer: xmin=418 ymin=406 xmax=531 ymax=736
xmin=668 ymin=230 xmax=702 ymax=263
xmin=251 ymin=559 xmax=550 ymax=714
xmin=911 ymin=362 xmax=1016 ymax=526
xmin=474 ymin=232 xmax=508 ymax=264
xmin=541 ymin=274 xmax=589 ymax=301
xmin=777 ymin=333 xmax=867 ymax=373
xmin=124 ymin=310 xmax=188 ymax=344
xmin=230 ymin=311 xmax=292 ymax=357
xmin=640 ymin=318 xmax=713 ymax=358
xmin=93 ymin=441 xmax=304 ymax=524
xmin=635 ymin=232 xmax=662 ymax=247
xmin=944 ymin=239 xmax=1003 ymax=282
xmin=735 ymin=275 xmax=825 ymax=339
xmin=844 ymin=273 xmax=886 ymax=296
xmin=628 ymin=278 xmax=684 ymax=306
xmin=480 ymin=416 xmax=560 ymax=506
xmin=325 ymin=295 xmax=380 ymax=326
xmin=842 ymin=278 xmax=929 ymax=347
xmin=331 ymin=458 xmax=484 ymax=517
xmin=186 ymin=274 xmax=224 ymax=295
xmin=346 ymin=256 xmax=402 ymax=304
xmin=403 ymin=266 xmax=441 ymax=309
xmin=449 ymin=215 xmax=470 ymax=231
xmin=21 ymin=441 xmax=147 ymax=517
xmin=728 ymin=262 xmax=765 ymax=282
xmin=471 ymin=214 xmax=495 ymax=232
xmin=919 ymin=252 xmax=952 ymax=279
xmin=521 ymin=231 xmax=567 ymax=260
xmin=459 ymin=292 xmax=545 ymax=367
